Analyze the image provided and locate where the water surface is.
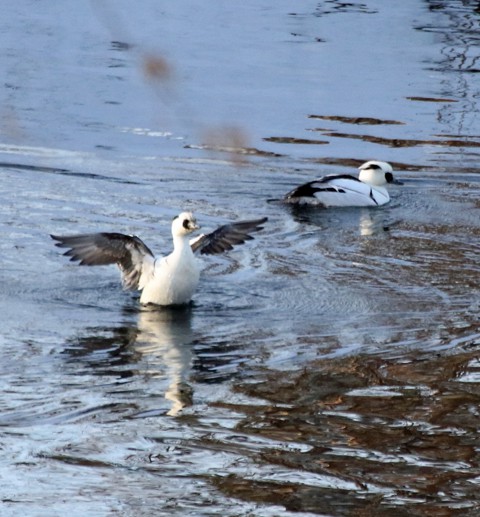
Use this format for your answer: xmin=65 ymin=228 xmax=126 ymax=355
xmin=1 ymin=1 xmax=480 ymax=515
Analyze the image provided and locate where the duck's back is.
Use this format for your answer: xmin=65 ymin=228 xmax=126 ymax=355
xmin=285 ymin=174 xmax=390 ymax=207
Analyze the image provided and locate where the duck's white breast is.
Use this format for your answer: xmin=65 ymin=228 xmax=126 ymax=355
xmin=140 ymin=253 xmax=201 ymax=306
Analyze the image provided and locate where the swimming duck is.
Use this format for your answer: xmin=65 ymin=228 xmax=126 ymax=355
xmin=51 ymin=212 xmax=267 ymax=306
xmin=284 ymin=161 xmax=400 ymax=207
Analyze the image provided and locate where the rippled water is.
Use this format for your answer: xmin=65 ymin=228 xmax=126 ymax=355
xmin=1 ymin=1 xmax=480 ymax=515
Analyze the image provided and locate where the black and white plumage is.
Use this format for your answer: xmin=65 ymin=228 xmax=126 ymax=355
xmin=284 ymin=161 xmax=401 ymax=207
xmin=51 ymin=212 xmax=267 ymax=306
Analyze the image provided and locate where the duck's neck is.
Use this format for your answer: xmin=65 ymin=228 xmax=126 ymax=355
xmin=172 ymin=234 xmax=192 ymax=256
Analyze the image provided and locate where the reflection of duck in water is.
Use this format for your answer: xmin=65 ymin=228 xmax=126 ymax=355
xmin=135 ymin=306 xmax=194 ymax=416
xmin=64 ymin=306 xmax=195 ymax=416
xmin=52 ymin=212 xmax=267 ymax=307
xmin=284 ymin=161 xmax=401 ymax=207
xmin=358 ymin=209 xmax=391 ymax=236
xmin=287 ymin=203 xmax=391 ymax=237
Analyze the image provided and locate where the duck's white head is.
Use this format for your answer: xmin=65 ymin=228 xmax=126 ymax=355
xmin=358 ymin=161 xmax=395 ymax=186
xmin=172 ymin=212 xmax=200 ymax=238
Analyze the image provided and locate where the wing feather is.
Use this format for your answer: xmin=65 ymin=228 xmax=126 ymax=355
xmin=284 ymin=174 xmax=361 ymax=200
xmin=190 ymin=217 xmax=267 ymax=255
xmin=51 ymin=232 xmax=155 ymax=290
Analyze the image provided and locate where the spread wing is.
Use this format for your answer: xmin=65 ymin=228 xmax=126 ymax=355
xmin=51 ymin=232 xmax=155 ymax=290
xmin=190 ymin=217 xmax=267 ymax=255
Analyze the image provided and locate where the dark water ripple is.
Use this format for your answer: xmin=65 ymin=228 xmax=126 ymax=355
xmin=223 ymin=338 xmax=480 ymax=515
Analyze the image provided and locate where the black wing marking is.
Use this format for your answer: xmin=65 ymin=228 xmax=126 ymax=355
xmin=284 ymin=174 xmax=360 ymax=199
xmin=51 ymin=232 xmax=155 ymax=290
xmin=190 ymin=217 xmax=268 ymax=255
xmin=315 ymin=174 xmax=361 ymax=183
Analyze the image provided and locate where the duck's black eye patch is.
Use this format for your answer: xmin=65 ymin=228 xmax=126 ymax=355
xmin=183 ymin=219 xmax=190 ymax=229
xmin=385 ymin=172 xmax=393 ymax=183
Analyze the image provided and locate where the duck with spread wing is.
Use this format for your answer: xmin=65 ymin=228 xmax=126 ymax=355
xmin=51 ymin=212 xmax=267 ymax=306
